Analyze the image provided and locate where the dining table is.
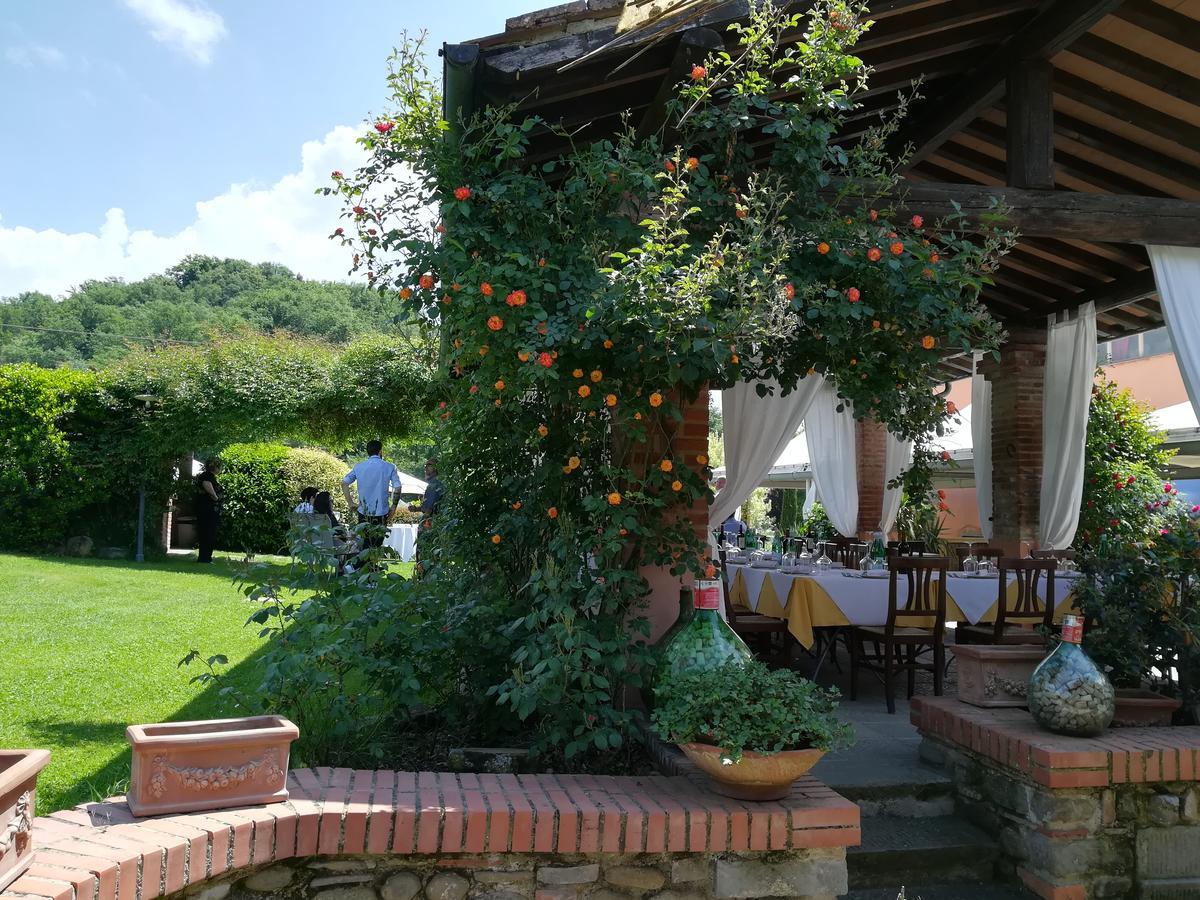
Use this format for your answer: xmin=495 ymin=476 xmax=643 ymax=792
xmin=726 ymin=561 xmax=1080 ymax=650
xmin=385 ymin=523 xmax=419 ymax=562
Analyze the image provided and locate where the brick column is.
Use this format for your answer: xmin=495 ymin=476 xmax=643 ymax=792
xmin=854 ymin=417 xmax=887 ymax=538
xmin=980 ymin=324 xmax=1046 ymax=556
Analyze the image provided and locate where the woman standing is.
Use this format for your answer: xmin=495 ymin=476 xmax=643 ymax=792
xmin=195 ymin=458 xmax=222 ymax=564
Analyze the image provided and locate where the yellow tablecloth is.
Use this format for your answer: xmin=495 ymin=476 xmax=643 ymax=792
xmin=729 ymin=568 xmax=1078 ymax=649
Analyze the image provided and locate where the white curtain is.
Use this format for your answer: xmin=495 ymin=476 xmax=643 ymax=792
xmin=711 ymin=375 xmax=824 ymax=538
xmin=971 ymin=353 xmax=994 ymax=541
xmin=802 ymin=476 xmax=819 ymax=519
xmin=805 ymin=382 xmax=859 ymax=537
xmin=879 ymin=431 xmax=912 ymax=535
xmin=1149 ymin=246 xmax=1200 ymax=416
xmin=1038 ymin=302 xmax=1097 ymax=550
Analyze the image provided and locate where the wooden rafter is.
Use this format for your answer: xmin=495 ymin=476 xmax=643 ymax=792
xmin=1054 ymin=72 xmax=1200 ymax=149
xmin=1068 ymin=33 xmax=1200 ymax=104
xmin=1038 ymin=267 xmax=1158 ymax=318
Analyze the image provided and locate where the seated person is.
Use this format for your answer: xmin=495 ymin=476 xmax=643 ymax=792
xmin=313 ymin=491 xmax=357 ymax=558
xmin=293 ymin=486 xmax=318 ymax=514
xmin=721 ymin=512 xmax=747 ymax=544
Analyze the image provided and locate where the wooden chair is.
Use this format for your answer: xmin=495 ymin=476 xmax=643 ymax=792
xmin=717 ymin=550 xmax=790 ymax=649
xmin=848 ymin=556 xmax=949 ymax=714
xmin=887 ymin=540 xmax=927 ymax=557
xmin=954 ymin=545 xmax=1002 ymax=570
xmin=1032 ymin=548 xmax=1076 ymax=563
xmin=823 ymin=537 xmax=868 ymax=568
xmin=956 ymin=558 xmax=1055 ymax=646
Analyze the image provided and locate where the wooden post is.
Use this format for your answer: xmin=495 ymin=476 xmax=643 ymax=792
xmin=1007 ymin=60 xmax=1055 ymax=190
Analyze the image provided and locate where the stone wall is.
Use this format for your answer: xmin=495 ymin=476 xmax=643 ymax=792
xmin=2 ymin=769 xmax=858 ymax=900
xmin=913 ymin=697 xmax=1200 ymax=899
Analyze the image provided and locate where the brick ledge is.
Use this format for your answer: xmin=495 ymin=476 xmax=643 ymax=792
xmin=912 ymin=696 xmax=1200 ymax=788
xmin=3 ymin=768 xmax=859 ymax=900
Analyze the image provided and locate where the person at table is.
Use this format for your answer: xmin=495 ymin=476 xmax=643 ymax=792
xmin=421 ymin=459 xmax=445 ymax=519
xmin=194 ymin=457 xmax=222 ymax=564
xmin=721 ymin=512 xmax=747 ymax=545
xmin=341 ymin=440 xmax=403 ymax=549
xmin=293 ymin=486 xmax=318 ymax=514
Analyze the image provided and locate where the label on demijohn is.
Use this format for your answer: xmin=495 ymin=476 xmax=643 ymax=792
xmin=1061 ymin=614 xmax=1083 ymax=644
xmin=695 ymin=580 xmax=722 ymax=610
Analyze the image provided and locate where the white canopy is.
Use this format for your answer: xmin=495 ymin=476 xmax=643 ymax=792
xmin=397 ymin=471 xmax=428 ymax=495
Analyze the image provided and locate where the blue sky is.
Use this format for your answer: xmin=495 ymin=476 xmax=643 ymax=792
xmin=0 ymin=0 xmax=535 ymax=295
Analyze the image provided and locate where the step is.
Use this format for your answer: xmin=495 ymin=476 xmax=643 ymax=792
xmin=847 ymin=815 xmax=999 ymax=889
xmin=815 ymin=751 xmax=955 ymax=818
xmin=845 ymin=883 xmax=1036 ymax=900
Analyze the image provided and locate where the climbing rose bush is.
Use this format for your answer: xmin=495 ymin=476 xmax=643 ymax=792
xmin=320 ymin=2 xmax=1013 ymax=756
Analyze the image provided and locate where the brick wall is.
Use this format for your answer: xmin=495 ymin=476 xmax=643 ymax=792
xmin=3 ymin=768 xmax=858 ymax=900
xmin=854 ymin=418 xmax=887 ymax=538
xmin=981 ymin=325 xmax=1047 ymax=556
xmin=913 ymin=697 xmax=1200 ymax=899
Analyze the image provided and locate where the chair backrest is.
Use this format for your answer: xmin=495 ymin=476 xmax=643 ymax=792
xmin=995 ymin=557 xmax=1055 ymax=636
xmin=887 ymin=540 xmax=927 ymax=558
xmin=825 ymin=536 xmax=867 ymax=568
xmin=887 ymin=556 xmax=949 ymax=634
xmin=954 ymin=545 xmax=1002 ymax=568
xmin=289 ymin=512 xmax=336 ymax=550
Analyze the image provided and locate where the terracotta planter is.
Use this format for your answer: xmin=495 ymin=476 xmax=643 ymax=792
xmin=0 ymin=749 xmax=51 ymax=892
xmin=951 ymin=644 xmax=1046 ymax=708
xmin=1111 ymin=688 xmax=1181 ymax=728
xmin=126 ymin=716 xmax=299 ymax=817
xmin=679 ymin=742 xmax=824 ymax=801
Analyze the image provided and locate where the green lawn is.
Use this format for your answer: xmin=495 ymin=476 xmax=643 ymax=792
xmin=0 ymin=551 xmax=344 ymax=812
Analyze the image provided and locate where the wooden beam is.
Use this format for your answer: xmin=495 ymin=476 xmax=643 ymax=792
xmin=1068 ymin=33 xmax=1200 ymax=103
xmin=821 ymin=179 xmax=1200 ymax=246
xmin=889 ymin=0 xmax=1126 ymax=165
xmin=1049 ymin=110 xmax=1200 ymax=194
xmin=1039 ymin=267 xmax=1158 ymax=318
xmin=1112 ymin=2 xmax=1200 ymax=46
xmin=1054 ymin=72 xmax=1200 ymax=149
xmin=637 ymin=27 xmax=725 ymax=140
xmin=1006 ymin=59 xmax=1054 ymax=189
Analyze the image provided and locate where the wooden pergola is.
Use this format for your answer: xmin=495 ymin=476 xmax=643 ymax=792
xmin=442 ymin=0 xmax=1200 ymax=553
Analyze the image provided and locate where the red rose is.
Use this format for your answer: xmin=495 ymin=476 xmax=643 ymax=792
xmin=352 ymin=206 xmax=366 ymax=215
xmin=538 ymin=352 xmax=553 ymax=368
xmin=374 ymin=121 xmax=393 ymax=133
xmin=911 ymin=215 xmax=923 ymax=228
xmin=454 ymin=186 xmax=471 ymax=201
xmin=867 ymin=247 xmax=882 ymax=262
xmin=940 ymin=451 xmax=951 ymax=461
xmin=419 ymin=274 xmax=434 ymax=290
xmin=846 ymin=287 xmax=860 ymax=303
xmin=331 ymin=170 xmax=343 ymax=179
xmin=506 ymin=289 xmax=527 ymax=307
xmin=333 ymin=227 xmax=344 ymax=236
xmin=691 ymin=64 xmax=706 ymax=81
xmin=869 ymin=209 xmax=878 ymax=222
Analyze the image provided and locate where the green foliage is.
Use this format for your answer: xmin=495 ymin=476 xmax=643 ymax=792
xmin=779 ymin=489 xmax=805 ymax=534
xmin=0 ymin=256 xmax=413 ymax=368
xmin=799 ymin=501 xmax=834 ymax=539
xmin=652 ymin=659 xmax=854 ymax=762
xmin=0 ymin=365 xmax=100 ymax=549
xmin=740 ymin=488 xmax=771 ymax=532
xmin=895 ymin=440 xmax=956 ymax=548
xmin=279 ymin=448 xmax=351 ymax=517
xmin=218 ymin=444 xmax=292 ymax=553
xmin=1077 ymin=372 xmax=1175 ymax=550
xmin=307 ymin=3 xmax=1009 ymax=759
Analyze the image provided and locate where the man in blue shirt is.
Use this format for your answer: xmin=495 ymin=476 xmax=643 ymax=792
xmin=341 ymin=440 xmax=403 ymax=549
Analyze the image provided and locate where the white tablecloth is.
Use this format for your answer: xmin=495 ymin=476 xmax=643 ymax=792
xmin=731 ymin=563 xmax=1076 ymax=626
xmin=385 ymin=524 xmax=419 ymax=562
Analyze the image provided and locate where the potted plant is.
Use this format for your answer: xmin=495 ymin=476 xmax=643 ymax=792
xmin=950 ymin=644 xmax=1046 ymax=708
xmin=0 ymin=749 xmax=50 ymax=892
xmin=652 ymin=659 xmax=853 ymax=800
xmin=126 ymin=715 xmax=299 ymax=816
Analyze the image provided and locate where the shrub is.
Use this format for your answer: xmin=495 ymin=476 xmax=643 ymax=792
xmin=217 ymin=443 xmax=292 ymax=553
xmin=652 ymin=659 xmax=854 ymax=762
xmin=279 ymin=448 xmax=350 ymax=518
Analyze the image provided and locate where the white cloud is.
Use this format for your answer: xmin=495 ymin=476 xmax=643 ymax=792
xmin=121 ymin=0 xmax=226 ymax=64
xmin=0 ymin=126 xmax=369 ymax=298
xmin=4 ymin=42 xmax=66 ymax=68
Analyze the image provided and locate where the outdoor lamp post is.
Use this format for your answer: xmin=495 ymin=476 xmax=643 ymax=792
xmin=133 ymin=394 xmax=158 ymax=562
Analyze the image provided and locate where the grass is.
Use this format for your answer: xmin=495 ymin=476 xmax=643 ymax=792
xmin=0 ymin=550 xmax=414 ymax=813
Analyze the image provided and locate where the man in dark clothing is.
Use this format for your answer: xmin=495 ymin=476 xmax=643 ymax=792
xmin=195 ymin=458 xmax=222 ymax=563
xmin=421 ymin=459 xmax=445 ymax=519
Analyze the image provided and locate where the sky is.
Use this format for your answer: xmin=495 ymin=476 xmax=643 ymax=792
xmin=0 ymin=0 xmax=536 ymax=297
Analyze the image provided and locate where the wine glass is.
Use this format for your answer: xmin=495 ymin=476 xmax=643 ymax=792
xmin=963 ymin=542 xmax=978 ymax=574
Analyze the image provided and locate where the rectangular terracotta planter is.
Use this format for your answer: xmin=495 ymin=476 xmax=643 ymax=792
xmin=1112 ymin=688 xmax=1181 ymax=727
xmin=0 ymin=749 xmax=51 ymax=892
xmin=126 ymin=715 xmax=299 ymax=817
xmin=951 ymin=644 xmax=1046 ymax=708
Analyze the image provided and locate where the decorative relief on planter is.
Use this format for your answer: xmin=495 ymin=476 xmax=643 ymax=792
xmin=951 ymin=644 xmax=1045 ymax=708
xmin=0 ymin=749 xmax=50 ymax=893
xmin=127 ymin=715 xmax=298 ymax=817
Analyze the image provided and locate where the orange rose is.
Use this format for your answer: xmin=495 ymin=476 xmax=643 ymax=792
xmin=512 ymin=501 xmax=522 ymax=510
xmin=634 ymin=412 xmax=643 ymax=420
xmin=664 ymin=160 xmax=676 ymax=173
xmin=399 ymin=287 xmax=412 ymax=300
xmin=691 ymin=64 xmax=706 ymax=81
xmin=872 ymin=320 xmax=881 ymax=330
xmin=608 ymin=492 xmax=622 ymax=506
xmin=487 ymin=315 xmax=503 ymax=331
xmin=603 ymin=339 xmax=613 ymax=349
xmin=686 ymin=157 xmax=699 ymax=171
xmin=538 ymin=257 xmax=547 ymax=267
xmin=419 ymin=274 xmax=434 ymax=290
xmin=479 ymin=346 xmax=489 ymax=356
xmin=605 ymin=394 xmax=617 ymax=407
xmin=568 ymin=456 xmax=581 ymax=470
xmin=573 ymin=368 xmax=584 ymax=378
xmin=590 ymin=370 xmax=602 ymax=383
xmin=649 ymin=392 xmax=663 ymax=408
xmin=494 ymin=380 xmax=505 ymax=391
xmin=867 ymin=247 xmax=882 ymax=262
xmin=731 ymin=354 xmax=740 ymax=364
xmin=441 ymin=295 xmax=452 ymax=305
xmin=548 ymin=507 xmax=559 ymax=519
xmin=784 ymin=282 xmax=796 ymax=300
xmin=846 ymin=287 xmax=860 ymax=303
xmin=537 ymin=424 xmax=548 ymax=437
xmin=697 ymin=454 xmax=708 ymax=465
xmin=817 ymin=242 xmax=830 ymax=255
xmin=518 ymin=350 xmax=530 ymax=362
xmin=946 ymin=400 xmax=958 ymax=415
xmin=930 ymin=252 xmax=940 ymax=264
xmin=578 ymin=385 xmax=591 ymax=398
xmin=922 ymin=335 xmax=936 ymax=350
xmin=660 ymin=460 xmax=673 ymax=473
xmin=671 ymin=480 xmax=683 ymax=492
xmin=480 ymin=282 xmax=493 ymax=296
xmin=505 ymin=289 xmax=527 ymax=307
xmin=890 ymin=241 xmax=904 ymax=256
xmin=491 ymin=534 xmax=502 ymax=544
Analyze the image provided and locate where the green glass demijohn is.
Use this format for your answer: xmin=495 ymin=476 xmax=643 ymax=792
xmin=653 ymin=575 xmax=753 ymax=692
xmin=1028 ymin=615 xmax=1115 ymax=737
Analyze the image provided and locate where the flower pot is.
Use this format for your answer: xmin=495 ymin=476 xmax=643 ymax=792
xmin=1111 ymin=688 xmax=1181 ymax=728
xmin=679 ymin=742 xmax=824 ymax=801
xmin=0 ymin=749 xmax=51 ymax=892
xmin=950 ymin=644 xmax=1046 ymax=708
xmin=126 ymin=716 xmax=299 ymax=817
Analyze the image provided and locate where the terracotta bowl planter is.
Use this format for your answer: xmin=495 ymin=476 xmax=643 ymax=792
xmin=679 ymin=742 xmax=824 ymax=801
xmin=951 ymin=644 xmax=1046 ymax=708
xmin=1111 ymin=688 xmax=1181 ymax=728
xmin=126 ymin=715 xmax=299 ymax=817
xmin=0 ymin=749 xmax=51 ymax=892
